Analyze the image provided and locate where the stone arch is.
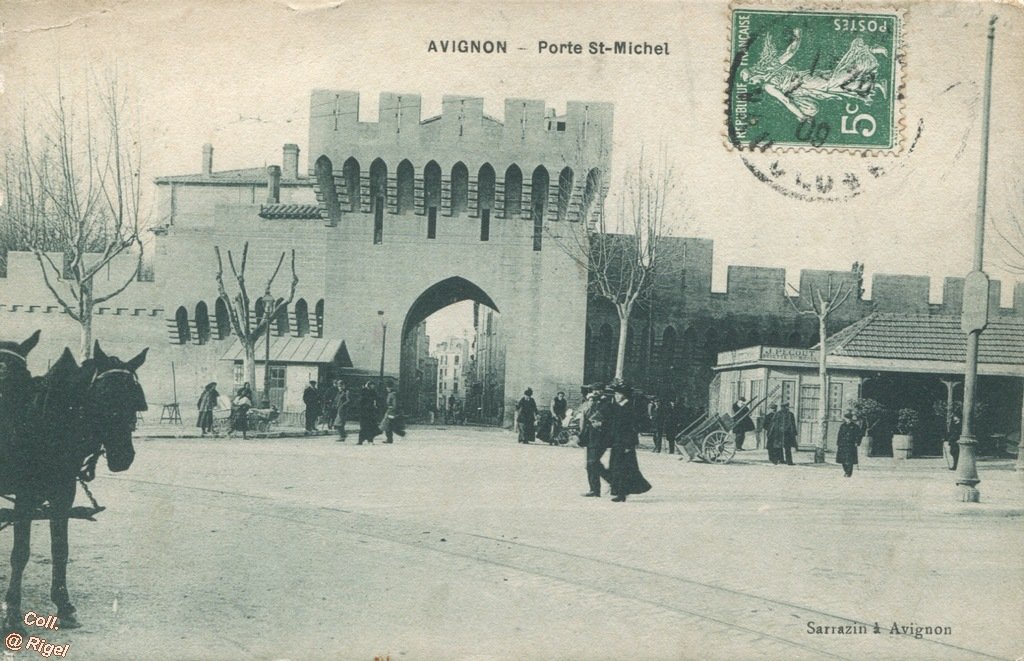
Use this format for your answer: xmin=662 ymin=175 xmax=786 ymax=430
xmin=557 ymin=166 xmax=574 ymax=222
xmin=274 ymin=299 xmax=290 ymax=336
xmin=504 ymin=164 xmax=522 ymax=218
xmin=396 ymin=159 xmax=415 ymax=214
xmin=451 ymin=162 xmax=469 ymax=215
xmin=214 ymin=297 xmax=230 ymax=340
xmin=343 ymin=157 xmax=361 ymax=212
xmin=369 ymin=158 xmax=387 ymax=214
xmin=477 ymin=163 xmax=495 ymax=212
xmin=314 ymin=155 xmax=340 ymax=222
xmin=682 ymin=326 xmax=698 ymax=359
xmin=424 ymin=160 xmax=442 ymax=212
xmin=401 ymin=276 xmax=500 ymax=340
xmin=294 ymin=298 xmax=309 ymax=337
xmin=194 ymin=301 xmax=211 ymax=345
xmin=175 ymin=306 xmax=191 ymax=344
xmin=582 ymin=167 xmax=602 ymax=222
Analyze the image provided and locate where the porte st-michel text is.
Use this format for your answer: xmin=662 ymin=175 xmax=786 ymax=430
xmin=425 ymin=40 xmax=670 ymax=56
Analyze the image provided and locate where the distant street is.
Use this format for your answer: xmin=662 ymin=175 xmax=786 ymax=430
xmin=1 ymin=426 xmax=1021 ymax=660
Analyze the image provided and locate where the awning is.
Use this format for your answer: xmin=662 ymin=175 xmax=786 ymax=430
xmin=220 ymin=336 xmax=352 ymax=367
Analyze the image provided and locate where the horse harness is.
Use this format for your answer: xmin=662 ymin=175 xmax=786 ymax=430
xmin=0 ymin=365 xmax=133 ymax=531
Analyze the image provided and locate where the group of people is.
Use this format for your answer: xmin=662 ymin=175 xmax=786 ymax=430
xmin=577 ymin=381 xmax=652 ymax=502
xmin=196 ymin=381 xmax=260 ymax=439
xmin=323 ymin=381 xmax=404 ymax=445
xmin=513 ymin=389 xmax=572 ymax=445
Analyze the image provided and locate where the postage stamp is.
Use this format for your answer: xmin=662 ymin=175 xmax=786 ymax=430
xmin=727 ymin=7 xmax=903 ymax=152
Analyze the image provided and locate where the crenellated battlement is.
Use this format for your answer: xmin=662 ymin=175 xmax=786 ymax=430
xmin=307 ymin=91 xmax=614 ymax=227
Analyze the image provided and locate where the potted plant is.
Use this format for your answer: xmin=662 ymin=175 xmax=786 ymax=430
xmin=850 ymin=398 xmax=887 ymax=457
xmin=892 ymin=408 xmax=919 ymax=459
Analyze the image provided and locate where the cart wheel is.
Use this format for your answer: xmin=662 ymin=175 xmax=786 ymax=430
xmin=702 ymin=430 xmax=736 ymax=463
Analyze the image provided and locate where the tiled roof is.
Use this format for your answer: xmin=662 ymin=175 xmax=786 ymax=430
xmin=220 ymin=336 xmax=351 ymax=366
xmin=155 ymin=168 xmax=309 ymax=185
xmin=821 ymin=313 xmax=1024 ymax=366
xmin=258 ymin=204 xmax=324 ymax=220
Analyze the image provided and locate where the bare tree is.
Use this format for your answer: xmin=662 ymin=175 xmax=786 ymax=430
xmin=554 ymin=149 xmax=685 ymax=380
xmin=214 ymin=242 xmax=298 ymax=400
xmin=0 ymin=76 xmax=144 ymax=359
xmin=786 ymin=275 xmax=854 ymax=463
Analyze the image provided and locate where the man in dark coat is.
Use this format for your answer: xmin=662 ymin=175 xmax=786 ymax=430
xmin=771 ymin=402 xmax=798 ymax=465
xmin=764 ymin=404 xmax=782 ymax=464
xmin=731 ymin=396 xmax=755 ymax=450
xmin=303 ymin=381 xmax=320 ymax=434
xmin=652 ymin=397 xmax=679 ymax=454
xmin=835 ymin=411 xmax=863 ymax=477
xmin=196 ymin=382 xmax=219 ymax=436
xmin=357 ymin=382 xmax=379 ymax=444
xmin=580 ymin=384 xmax=613 ymax=497
xmin=607 ymin=382 xmax=652 ymax=502
xmin=380 ymin=385 xmax=403 ymax=443
xmin=515 ymin=388 xmax=538 ymax=443
xmin=332 ymin=381 xmax=351 ymax=441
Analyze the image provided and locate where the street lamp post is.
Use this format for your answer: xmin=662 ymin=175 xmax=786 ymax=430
xmin=263 ymin=293 xmax=275 ymax=408
xmin=378 ymin=310 xmax=387 ymax=397
xmin=956 ymin=16 xmax=998 ymax=503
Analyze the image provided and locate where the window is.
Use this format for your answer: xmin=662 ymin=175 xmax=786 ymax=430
xmin=504 ymin=165 xmax=522 ymax=218
xmin=557 ymin=167 xmax=574 ymax=222
xmin=268 ymin=365 xmax=286 ymax=389
xmin=370 ymin=159 xmax=387 ymax=214
xmin=215 ymin=297 xmax=230 ymax=339
xmin=175 ymin=306 xmax=191 ymax=344
xmin=828 ymin=383 xmax=844 ymax=421
xmin=396 ymin=160 xmax=415 ymax=214
xmin=294 ymin=299 xmax=309 ymax=337
xmin=233 ymin=363 xmax=244 ymax=388
xmin=799 ymin=385 xmax=819 ymax=422
xmin=427 ymin=207 xmax=437 ymax=239
xmin=451 ymin=162 xmax=469 ymax=215
xmin=454 ymin=355 xmax=459 ymax=365
xmin=343 ymin=157 xmax=361 ymax=212
xmin=194 ymin=302 xmax=210 ymax=345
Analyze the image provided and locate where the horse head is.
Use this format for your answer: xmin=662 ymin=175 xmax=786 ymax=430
xmin=0 ymin=330 xmax=40 ymax=392
xmin=82 ymin=341 xmax=148 ymax=473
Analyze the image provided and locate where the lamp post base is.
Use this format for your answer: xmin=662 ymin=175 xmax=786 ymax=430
xmin=956 ymin=485 xmax=981 ymax=503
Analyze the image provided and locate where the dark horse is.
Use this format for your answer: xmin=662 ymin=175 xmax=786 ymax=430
xmin=0 ymin=331 xmax=147 ymax=632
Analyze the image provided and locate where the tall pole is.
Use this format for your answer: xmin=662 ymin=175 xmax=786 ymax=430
xmin=378 ymin=310 xmax=387 ymax=397
xmin=956 ymin=16 xmax=997 ymax=503
xmin=264 ymin=294 xmax=274 ymax=407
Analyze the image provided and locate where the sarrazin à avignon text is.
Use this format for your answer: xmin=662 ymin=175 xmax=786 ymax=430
xmin=807 ymin=621 xmax=953 ymax=638
xmin=426 ymin=40 xmax=670 ymax=55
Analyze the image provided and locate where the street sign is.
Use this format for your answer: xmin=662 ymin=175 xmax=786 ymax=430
xmin=961 ymin=270 xmax=990 ymax=333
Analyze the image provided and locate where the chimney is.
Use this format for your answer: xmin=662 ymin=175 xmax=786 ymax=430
xmin=266 ymin=165 xmax=281 ymax=204
xmin=202 ymin=143 xmax=213 ymax=176
xmin=282 ymin=144 xmax=300 ymax=180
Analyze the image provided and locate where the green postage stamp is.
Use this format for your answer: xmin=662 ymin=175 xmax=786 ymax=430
xmin=727 ymin=7 xmax=902 ymax=151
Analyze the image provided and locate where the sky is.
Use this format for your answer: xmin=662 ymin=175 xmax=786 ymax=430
xmin=2 ymin=0 xmax=1024 ymax=310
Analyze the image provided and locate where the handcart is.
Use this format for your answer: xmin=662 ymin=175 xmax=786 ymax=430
xmin=674 ymin=386 xmax=779 ymax=464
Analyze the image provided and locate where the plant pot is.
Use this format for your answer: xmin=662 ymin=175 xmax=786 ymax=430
xmin=892 ymin=434 xmax=913 ymax=459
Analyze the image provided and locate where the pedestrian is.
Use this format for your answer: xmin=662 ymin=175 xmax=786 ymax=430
xmin=229 ymin=386 xmax=252 ymax=439
xmin=196 ymin=381 xmax=219 ymax=436
xmin=380 ymin=384 xmax=402 ymax=443
xmin=946 ymin=414 xmax=962 ymax=470
xmin=836 ymin=411 xmax=863 ymax=477
xmin=550 ymin=391 xmax=568 ymax=442
xmin=731 ymin=396 xmax=755 ymax=450
xmin=333 ymin=381 xmax=351 ymax=441
xmin=765 ymin=404 xmax=782 ymax=464
xmin=319 ymin=379 xmax=338 ymax=430
xmin=303 ymin=380 xmax=320 ymax=434
xmin=774 ymin=402 xmax=798 ymax=465
xmin=515 ymin=388 xmax=538 ymax=444
xmin=357 ymin=381 xmax=379 ymax=445
xmin=651 ymin=397 xmax=679 ymax=454
xmin=580 ymin=384 xmax=612 ymax=497
xmin=446 ymin=394 xmax=456 ymax=425
xmin=607 ymin=382 xmax=652 ymax=502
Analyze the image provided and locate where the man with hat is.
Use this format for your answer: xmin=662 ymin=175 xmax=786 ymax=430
xmin=303 ymin=380 xmax=320 ymax=435
xmin=764 ymin=403 xmax=782 ymax=464
xmin=607 ymin=381 xmax=652 ymax=502
xmin=771 ymin=401 xmax=798 ymax=465
xmin=835 ymin=410 xmax=863 ymax=477
xmin=580 ymin=383 xmax=612 ymax=497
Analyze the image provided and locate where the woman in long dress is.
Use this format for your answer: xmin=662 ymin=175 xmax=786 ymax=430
xmin=607 ymin=382 xmax=652 ymax=502
xmin=515 ymin=388 xmax=538 ymax=444
xmin=357 ymin=382 xmax=379 ymax=445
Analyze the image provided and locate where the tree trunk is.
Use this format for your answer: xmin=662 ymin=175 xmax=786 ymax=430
xmin=244 ymin=342 xmax=257 ymax=396
xmin=615 ymin=304 xmax=631 ymax=380
xmin=79 ymin=282 xmax=94 ymax=361
xmin=816 ymin=315 xmax=828 ymax=464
